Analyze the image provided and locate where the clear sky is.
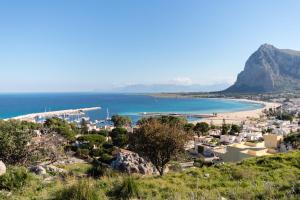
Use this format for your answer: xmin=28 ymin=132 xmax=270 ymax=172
xmin=0 ymin=0 xmax=300 ymax=92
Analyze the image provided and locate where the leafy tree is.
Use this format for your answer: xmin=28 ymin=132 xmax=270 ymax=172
xmin=137 ymin=116 xmax=187 ymax=128
xmin=184 ymin=123 xmax=195 ymax=133
xmin=0 ymin=120 xmax=34 ymax=165
xmin=284 ymin=132 xmax=300 ymax=149
xmin=80 ymin=118 xmax=89 ymax=134
xmin=98 ymin=130 xmax=109 ymax=137
xmin=77 ymin=134 xmax=106 ymax=147
xmin=193 ymin=122 xmax=210 ymax=137
xmin=221 ymin=123 xmax=231 ymax=135
xmin=110 ymin=128 xmax=128 ymax=148
xmin=29 ymin=133 xmax=67 ymax=165
xmin=158 ymin=116 xmax=187 ymax=127
xmin=129 ymin=118 xmax=190 ymax=176
xmin=276 ymin=112 xmax=294 ymax=122
xmin=111 ymin=115 xmax=132 ymax=128
xmin=229 ymin=124 xmax=242 ymax=135
xmin=44 ymin=117 xmax=76 ymax=140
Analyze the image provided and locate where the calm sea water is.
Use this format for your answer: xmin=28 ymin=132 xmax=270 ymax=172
xmin=0 ymin=93 xmax=262 ymax=122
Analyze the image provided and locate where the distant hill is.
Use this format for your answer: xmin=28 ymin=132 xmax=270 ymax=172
xmin=109 ymin=83 xmax=230 ymax=93
xmin=225 ymin=44 xmax=300 ymax=93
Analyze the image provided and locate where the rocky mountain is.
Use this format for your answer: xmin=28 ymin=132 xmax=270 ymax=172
xmin=225 ymin=44 xmax=300 ymax=93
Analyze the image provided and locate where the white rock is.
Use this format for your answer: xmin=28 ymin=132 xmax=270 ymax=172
xmin=30 ymin=165 xmax=47 ymax=175
xmin=45 ymin=165 xmax=67 ymax=174
xmin=111 ymin=149 xmax=157 ymax=175
xmin=0 ymin=161 xmax=6 ymax=176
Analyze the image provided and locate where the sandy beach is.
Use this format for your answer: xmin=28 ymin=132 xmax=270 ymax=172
xmin=201 ymin=99 xmax=281 ymax=125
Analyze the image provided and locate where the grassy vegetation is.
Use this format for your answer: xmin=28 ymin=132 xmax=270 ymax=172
xmin=1 ymin=151 xmax=299 ymax=199
xmin=57 ymin=163 xmax=93 ymax=177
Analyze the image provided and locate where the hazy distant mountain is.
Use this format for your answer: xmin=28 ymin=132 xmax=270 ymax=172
xmin=109 ymin=83 xmax=230 ymax=93
xmin=225 ymin=44 xmax=300 ymax=93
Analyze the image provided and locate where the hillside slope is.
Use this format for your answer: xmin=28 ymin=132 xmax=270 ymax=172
xmin=2 ymin=151 xmax=300 ymax=199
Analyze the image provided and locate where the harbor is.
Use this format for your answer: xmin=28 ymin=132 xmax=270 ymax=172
xmin=8 ymin=107 xmax=101 ymax=122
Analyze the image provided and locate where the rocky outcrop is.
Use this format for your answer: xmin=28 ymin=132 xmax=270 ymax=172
xmin=111 ymin=149 xmax=157 ymax=175
xmin=0 ymin=161 xmax=6 ymax=176
xmin=30 ymin=165 xmax=47 ymax=175
xmin=30 ymin=165 xmax=66 ymax=176
xmin=226 ymin=44 xmax=300 ymax=93
xmin=45 ymin=165 xmax=67 ymax=174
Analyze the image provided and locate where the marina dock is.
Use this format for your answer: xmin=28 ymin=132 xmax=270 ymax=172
xmin=8 ymin=107 xmax=101 ymax=122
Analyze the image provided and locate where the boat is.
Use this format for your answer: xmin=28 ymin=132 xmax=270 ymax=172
xmin=106 ymin=108 xmax=111 ymax=121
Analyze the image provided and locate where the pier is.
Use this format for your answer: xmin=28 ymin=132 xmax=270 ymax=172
xmin=9 ymin=107 xmax=101 ymax=122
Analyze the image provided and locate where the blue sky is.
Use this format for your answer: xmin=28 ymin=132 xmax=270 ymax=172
xmin=0 ymin=0 xmax=300 ymax=92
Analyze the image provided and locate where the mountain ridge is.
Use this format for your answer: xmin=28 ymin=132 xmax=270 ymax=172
xmin=98 ymin=83 xmax=230 ymax=93
xmin=225 ymin=44 xmax=300 ymax=93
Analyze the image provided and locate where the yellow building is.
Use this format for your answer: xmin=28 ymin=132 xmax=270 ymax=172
xmin=220 ymin=142 xmax=274 ymax=162
xmin=263 ymin=134 xmax=283 ymax=149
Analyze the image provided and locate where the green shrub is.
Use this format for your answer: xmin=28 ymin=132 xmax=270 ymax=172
xmin=284 ymin=132 xmax=300 ymax=149
xmin=194 ymin=158 xmax=204 ymax=167
xmin=0 ymin=120 xmax=34 ymax=165
xmin=0 ymin=166 xmax=34 ymax=191
xmin=55 ymin=179 xmax=107 ymax=200
xmin=44 ymin=117 xmax=77 ymax=141
xmin=169 ymin=162 xmax=182 ymax=172
xmin=110 ymin=128 xmax=128 ymax=147
xmin=90 ymin=148 xmax=103 ymax=157
xmin=76 ymin=149 xmax=90 ymax=159
xmin=111 ymin=176 xmax=140 ymax=200
xmin=56 ymin=126 xmax=76 ymax=141
xmin=78 ymin=134 xmax=106 ymax=146
xmin=98 ymin=130 xmax=109 ymax=137
xmin=87 ymin=163 xmax=115 ymax=178
xmin=99 ymin=153 xmax=113 ymax=164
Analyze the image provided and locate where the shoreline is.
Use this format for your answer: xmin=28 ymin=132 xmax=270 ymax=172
xmin=199 ymin=99 xmax=281 ymax=125
xmin=150 ymin=93 xmax=281 ymax=125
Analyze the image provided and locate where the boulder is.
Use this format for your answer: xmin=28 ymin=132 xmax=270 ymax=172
xmin=30 ymin=165 xmax=47 ymax=175
xmin=45 ymin=165 xmax=67 ymax=174
xmin=112 ymin=149 xmax=157 ymax=175
xmin=0 ymin=161 xmax=6 ymax=176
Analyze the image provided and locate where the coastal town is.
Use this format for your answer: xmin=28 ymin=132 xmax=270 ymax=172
xmin=1 ymin=1 xmax=300 ymax=199
xmin=2 ymin=95 xmax=299 ymax=172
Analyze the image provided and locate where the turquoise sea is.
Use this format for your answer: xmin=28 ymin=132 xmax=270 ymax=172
xmin=0 ymin=93 xmax=263 ymax=122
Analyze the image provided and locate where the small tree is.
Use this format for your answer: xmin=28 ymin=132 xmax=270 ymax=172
xmin=110 ymin=128 xmax=128 ymax=148
xmin=44 ymin=117 xmax=77 ymax=140
xmin=80 ymin=118 xmax=89 ymax=134
xmin=0 ymin=120 xmax=34 ymax=165
xmin=284 ymin=132 xmax=300 ymax=149
xmin=184 ymin=123 xmax=195 ymax=133
xmin=229 ymin=124 xmax=242 ymax=135
xmin=158 ymin=116 xmax=187 ymax=127
xmin=193 ymin=122 xmax=210 ymax=137
xmin=221 ymin=123 xmax=231 ymax=135
xmin=111 ymin=115 xmax=132 ymax=128
xmin=129 ymin=118 xmax=190 ymax=176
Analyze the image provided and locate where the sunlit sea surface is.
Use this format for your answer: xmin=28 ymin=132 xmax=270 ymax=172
xmin=0 ymin=93 xmax=263 ymax=123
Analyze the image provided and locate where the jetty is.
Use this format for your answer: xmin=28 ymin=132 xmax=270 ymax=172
xmin=8 ymin=107 xmax=101 ymax=122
